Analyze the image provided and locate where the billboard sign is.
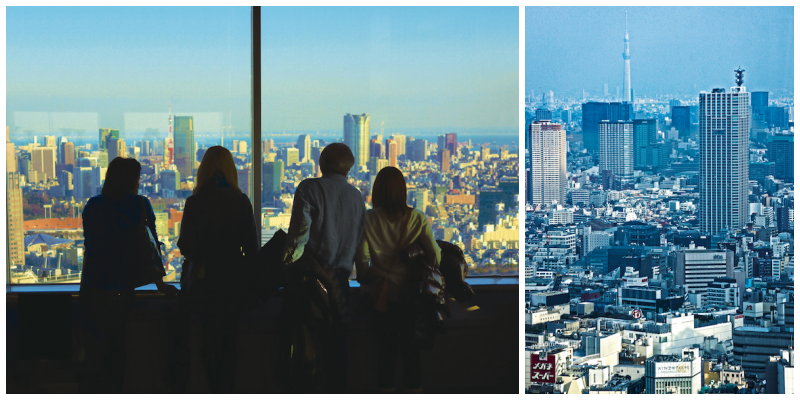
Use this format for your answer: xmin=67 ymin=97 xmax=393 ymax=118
xmin=531 ymin=353 xmax=556 ymax=383
xmin=654 ymin=362 xmax=693 ymax=378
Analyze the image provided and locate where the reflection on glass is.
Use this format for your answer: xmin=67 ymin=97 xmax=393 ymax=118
xmin=6 ymin=6 xmax=252 ymax=284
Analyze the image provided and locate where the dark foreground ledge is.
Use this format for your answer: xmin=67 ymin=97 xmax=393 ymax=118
xmin=7 ymin=277 xmax=519 ymax=393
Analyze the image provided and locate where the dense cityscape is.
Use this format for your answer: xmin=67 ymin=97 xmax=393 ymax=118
xmin=523 ymin=9 xmax=794 ymax=394
xmin=6 ymin=111 xmax=519 ymax=284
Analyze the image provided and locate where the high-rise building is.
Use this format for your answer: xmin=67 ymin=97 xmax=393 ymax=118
xmin=391 ymin=134 xmax=406 ymax=157
xmin=633 ymin=119 xmax=657 ymax=167
xmin=238 ymin=141 xmax=247 ymax=156
xmin=238 ymin=167 xmax=250 ymax=197
xmin=161 ymin=168 xmax=181 ymax=191
xmin=370 ymin=139 xmax=384 ymax=159
xmin=599 ymin=120 xmax=633 ymax=183
xmin=478 ymin=177 xmax=518 ymax=227
xmin=99 ymin=128 xmax=119 ymax=151
xmin=445 ymin=133 xmax=457 ymax=160
xmin=764 ymin=106 xmax=790 ymax=130
xmin=284 ymin=148 xmax=299 ymax=167
xmin=441 ymin=149 xmax=451 ymax=172
xmin=409 ymin=189 xmax=428 ymax=213
xmin=74 ymin=166 xmax=95 ymax=200
xmin=699 ymin=75 xmax=750 ymax=235
xmin=31 ymin=146 xmax=56 ymax=182
xmin=6 ymin=127 xmax=16 ymax=174
xmin=386 ymin=139 xmax=398 ymax=168
xmin=44 ymin=135 xmax=57 ymax=148
xmin=297 ymin=134 xmax=311 ymax=162
xmin=581 ymin=102 xmax=633 ymax=153
xmin=7 ymin=172 xmax=25 ymax=266
xmin=61 ymin=141 xmax=75 ymax=167
xmin=751 ymin=91 xmax=769 ymax=122
xmin=263 ymin=160 xmax=284 ymax=205
xmin=411 ymin=138 xmax=427 ymax=162
xmin=675 ymin=249 xmax=734 ymax=298
xmin=671 ymin=106 xmax=691 ymax=138
xmin=528 ymin=120 xmax=566 ymax=206
xmin=767 ymin=134 xmax=793 ymax=182
xmin=107 ymin=138 xmax=127 ymax=162
xmin=174 ymin=116 xmax=195 ymax=178
xmin=622 ymin=14 xmax=632 ymax=103
xmin=343 ymin=113 xmax=370 ymax=172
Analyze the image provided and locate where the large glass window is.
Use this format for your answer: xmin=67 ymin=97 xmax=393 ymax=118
xmin=6 ymin=7 xmax=253 ymax=284
xmin=6 ymin=6 xmax=520 ymax=286
xmin=259 ymin=7 xmax=520 ymax=277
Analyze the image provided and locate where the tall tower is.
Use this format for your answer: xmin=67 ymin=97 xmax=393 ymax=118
xmin=7 ymin=172 xmax=25 ymax=266
xmin=528 ymin=120 xmax=566 ymax=206
xmin=166 ymin=103 xmax=174 ymax=166
xmin=699 ymin=70 xmax=750 ymax=235
xmin=174 ymin=116 xmax=195 ymax=179
xmin=622 ymin=12 xmax=632 ymax=103
xmin=343 ymin=113 xmax=370 ymax=173
xmin=296 ymin=134 xmax=311 ymax=163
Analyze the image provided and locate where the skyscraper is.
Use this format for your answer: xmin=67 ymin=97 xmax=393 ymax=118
xmin=61 ymin=141 xmax=75 ymax=167
xmin=31 ymin=146 xmax=56 ymax=182
xmin=633 ymin=119 xmax=657 ymax=168
xmin=391 ymin=134 xmax=406 ymax=157
xmin=622 ymin=12 xmax=632 ymax=103
xmin=386 ymin=139 xmax=398 ymax=168
xmin=767 ymin=134 xmax=793 ymax=182
xmin=263 ymin=160 xmax=284 ymax=205
xmin=284 ymin=148 xmax=299 ymax=167
xmin=699 ymin=71 xmax=750 ymax=235
xmin=441 ymin=149 xmax=451 ymax=172
xmin=581 ymin=102 xmax=633 ymax=154
xmin=7 ymin=172 xmax=25 ymax=266
xmin=751 ymin=91 xmax=769 ymax=122
xmin=445 ymin=133 xmax=457 ymax=160
xmin=6 ymin=126 xmax=16 ymax=174
xmin=108 ymin=138 xmax=127 ymax=162
xmin=174 ymin=116 xmax=195 ymax=178
xmin=599 ymin=120 xmax=633 ymax=183
xmin=99 ymin=128 xmax=119 ymax=151
xmin=528 ymin=120 xmax=566 ymax=206
xmin=671 ymin=106 xmax=691 ymax=138
xmin=343 ymin=113 xmax=370 ymax=172
xmin=297 ymin=134 xmax=311 ymax=163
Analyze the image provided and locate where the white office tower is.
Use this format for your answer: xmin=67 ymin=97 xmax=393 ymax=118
xmin=699 ymin=69 xmax=750 ymax=235
xmin=599 ymin=121 xmax=634 ymax=183
xmin=528 ymin=120 xmax=566 ymax=206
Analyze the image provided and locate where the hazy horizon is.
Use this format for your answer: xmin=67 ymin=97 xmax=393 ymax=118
xmin=525 ymin=6 xmax=794 ymax=98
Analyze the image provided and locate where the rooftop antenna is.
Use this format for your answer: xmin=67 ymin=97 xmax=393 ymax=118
xmin=735 ymin=67 xmax=745 ymax=87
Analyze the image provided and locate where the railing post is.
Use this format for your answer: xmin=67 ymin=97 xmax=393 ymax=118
xmin=252 ymin=6 xmax=262 ymax=244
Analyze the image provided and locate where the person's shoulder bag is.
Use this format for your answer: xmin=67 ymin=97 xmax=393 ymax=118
xmin=129 ymin=195 xmax=167 ymax=289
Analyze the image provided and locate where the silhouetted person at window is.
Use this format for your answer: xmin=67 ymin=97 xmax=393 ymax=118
xmin=355 ymin=166 xmax=441 ymax=393
xmin=282 ymin=142 xmax=366 ymax=392
xmin=79 ymin=157 xmax=177 ymax=393
xmin=176 ymin=146 xmax=259 ymax=393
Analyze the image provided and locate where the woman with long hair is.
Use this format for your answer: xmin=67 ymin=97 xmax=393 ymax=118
xmin=176 ymin=145 xmax=259 ymax=393
xmin=80 ymin=157 xmax=176 ymax=393
xmin=355 ymin=166 xmax=441 ymax=393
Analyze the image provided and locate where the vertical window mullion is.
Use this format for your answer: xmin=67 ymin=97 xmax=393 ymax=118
xmin=252 ymin=6 xmax=262 ymax=244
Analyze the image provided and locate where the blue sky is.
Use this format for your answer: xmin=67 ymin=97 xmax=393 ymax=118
xmin=525 ymin=7 xmax=793 ymax=98
xmin=7 ymin=6 xmax=518 ymax=137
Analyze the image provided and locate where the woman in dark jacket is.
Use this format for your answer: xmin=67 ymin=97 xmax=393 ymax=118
xmin=80 ymin=157 xmax=176 ymax=393
xmin=176 ymin=146 xmax=259 ymax=393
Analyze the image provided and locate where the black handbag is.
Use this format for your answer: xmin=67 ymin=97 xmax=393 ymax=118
xmin=129 ymin=196 xmax=167 ymax=289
